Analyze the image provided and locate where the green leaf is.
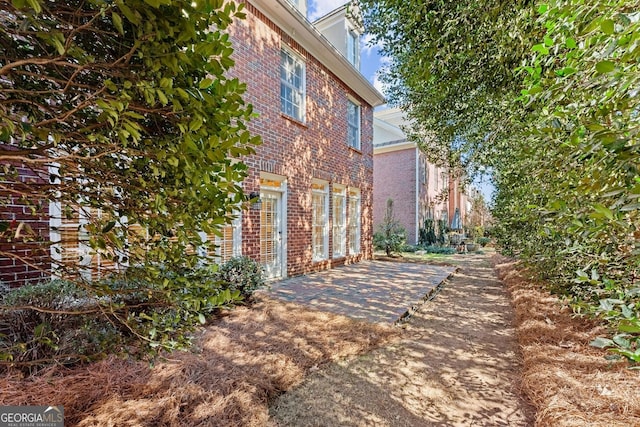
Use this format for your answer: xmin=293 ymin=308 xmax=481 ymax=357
xmin=618 ymin=320 xmax=640 ymax=333
xmin=199 ymin=78 xmax=213 ymax=89
xmin=156 ymin=89 xmax=168 ymax=106
xmin=565 ymin=38 xmax=577 ymax=49
xmin=595 ymin=60 xmax=615 ymax=73
xmin=117 ymin=1 xmax=141 ymax=25
xmin=198 ymin=313 xmax=206 ymax=324
xmin=11 ymin=0 xmax=28 ymax=8
xmin=112 ymin=12 xmax=124 ymax=35
xmin=102 ymin=221 xmax=116 ymax=233
xmin=600 ymin=19 xmax=615 ymax=35
xmin=532 ymin=44 xmax=549 ymax=55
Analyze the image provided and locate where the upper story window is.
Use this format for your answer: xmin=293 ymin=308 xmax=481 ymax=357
xmin=346 ymin=29 xmax=359 ymax=68
xmin=280 ymin=48 xmax=305 ymax=122
xmin=347 ymin=99 xmax=361 ymax=150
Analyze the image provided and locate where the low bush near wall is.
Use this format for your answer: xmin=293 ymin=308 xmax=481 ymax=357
xmin=217 ymin=256 xmax=266 ymax=300
xmin=0 ymin=265 xmax=247 ymax=372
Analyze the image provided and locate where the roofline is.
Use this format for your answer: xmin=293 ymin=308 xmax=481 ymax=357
xmin=251 ymin=0 xmax=385 ymax=107
xmin=374 ymin=106 xmax=409 ymax=122
xmin=373 ymin=117 xmax=404 ymax=135
xmin=373 ymin=139 xmax=416 ymax=154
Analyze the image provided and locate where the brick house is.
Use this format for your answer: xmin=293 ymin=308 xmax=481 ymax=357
xmin=0 ymin=0 xmax=383 ymax=286
xmin=226 ymin=0 xmax=384 ymax=279
xmin=373 ymin=107 xmax=467 ymax=245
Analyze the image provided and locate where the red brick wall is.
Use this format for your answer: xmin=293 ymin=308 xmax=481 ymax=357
xmin=373 ymin=147 xmax=417 ymax=243
xmin=0 ymin=161 xmax=50 ymax=288
xmin=229 ymin=3 xmax=374 ymax=277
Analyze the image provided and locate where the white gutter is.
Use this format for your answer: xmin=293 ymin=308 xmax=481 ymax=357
xmin=251 ymin=0 xmax=385 ymax=107
xmin=373 ymin=140 xmax=415 ymax=154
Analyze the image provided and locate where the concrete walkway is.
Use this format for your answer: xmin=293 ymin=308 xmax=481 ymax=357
xmin=270 ymin=251 xmax=535 ymax=426
xmin=263 ymin=260 xmax=456 ymax=324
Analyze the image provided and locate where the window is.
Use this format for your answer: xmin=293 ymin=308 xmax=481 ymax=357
xmin=51 ymin=203 xmax=117 ymax=281
xmin=346 ymin=30 xmax=359 ymax=68
xmin=281 ymin=48 xmax=305 ymax=122
xmin=348 ymin=188 xmax=361 ymax=255
xmin=332 ymin=186 xmax=346 ymax=257
xmin=312 ymin=181 xmax=329 ymax=261
xmin=347 ymin=100 xmax=361 ymax=150
xmin=210 ymin=215 xmax=241 ymax=263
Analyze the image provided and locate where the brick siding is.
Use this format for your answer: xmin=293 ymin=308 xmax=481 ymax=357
xmin=373 ymin=147 xmax=417 ymax=243
xmin=0 ymin=160 xmax=50 ymax=287
xmin=229 ymin=3 xmax=374 ymax=277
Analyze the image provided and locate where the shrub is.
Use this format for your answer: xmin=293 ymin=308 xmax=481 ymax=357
xmin=0 ymin=268 xmax=245 ymax=372
xmin=217 ymin=256 xmax=266 ymax=299
xmin=418 ymin=218 xmax=438 ymax=246
xmin=0 ymin=280 xmax=123 ymax=372
xmin=421 ymin=245 xmax=456 ymax=255
xmin=373 ymin=199 xmax=407 ymax=256
xmin=402 ymin=244 xmax=419 ymax=253
xmin=477 ymin=237 xmax=491 ymax=247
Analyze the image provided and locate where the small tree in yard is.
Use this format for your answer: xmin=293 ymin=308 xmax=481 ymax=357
xmin=0 ymin=0 xmax=260 ymax=368
xmin=374 ymin=199 xmax=406 ymax=256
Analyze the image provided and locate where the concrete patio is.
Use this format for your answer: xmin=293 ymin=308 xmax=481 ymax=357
xmin=262 ymin=260 xmax=456 ymax=324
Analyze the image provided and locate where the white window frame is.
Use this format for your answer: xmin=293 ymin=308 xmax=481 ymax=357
xmin=312 ymin=180 xmax=329 ymax=261
xmin=347 ymin=98 xmax=361 ymax=150
xmin=332 ymin=185 xmax=347 ymax=257
xmin=348 ymin=188 xmax=361 ymax=255
xmin=210 ymin=214 xmax=242 ymax=263
xmin=346 ymin=29 xmax=359 ymax=68
xmin=280 ymin=47 xmax=306 ymax=122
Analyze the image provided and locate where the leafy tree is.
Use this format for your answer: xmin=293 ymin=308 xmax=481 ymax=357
xmin=0 ymin=0 xmax=260 ymax=366
xmin=373 ymin=199 xmax=406 ymax=256
xmin=362 ymin=0 xmax=639 ymax=359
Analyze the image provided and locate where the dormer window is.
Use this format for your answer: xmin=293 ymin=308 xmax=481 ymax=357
xmin=346 ymin=29 xmax=359 ymax=69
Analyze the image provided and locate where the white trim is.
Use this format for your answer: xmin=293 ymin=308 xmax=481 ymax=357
xmin=260 ymin=172 xmax=288 ymax=279
xmin=348 ymin=187 xmax=361 ymax=255
xmin=373 ymin=140 xmax=416 ymax=155
xmin=332 ymin=184 xmax=347 ymax=257
xmin=311 ymin=179 xmax=329 ymax=261
xmin=347 ymin=99 xmax=361 ymax=150
xmin=280 ymin=46 xmax=306 ymax=122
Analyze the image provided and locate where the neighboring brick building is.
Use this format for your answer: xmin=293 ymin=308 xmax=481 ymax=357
xmin=373 ymin=107 xmax=467 ymax=245
xmin=226 ymin=0 xmax=384 ymax=279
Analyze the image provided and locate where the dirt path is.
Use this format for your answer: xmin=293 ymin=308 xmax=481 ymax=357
xmin=269 ymin=252 xmax=535 ymax=426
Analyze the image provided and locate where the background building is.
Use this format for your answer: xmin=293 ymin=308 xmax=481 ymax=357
xmin=373 ymin=107 xmax=468 ymax=245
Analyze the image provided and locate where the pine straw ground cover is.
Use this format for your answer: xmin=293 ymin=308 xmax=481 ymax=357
xmin=0 ymin=296 xmax=397 ymax=426
xmin=495 ymin=256 xmax=640 ymax=427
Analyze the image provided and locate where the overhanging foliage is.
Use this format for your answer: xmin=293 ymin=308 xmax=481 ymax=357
xmin=0 ymin=0 xmax=260 ymax=366
xmin=362 ymin=0 xmax=639 ymax=360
